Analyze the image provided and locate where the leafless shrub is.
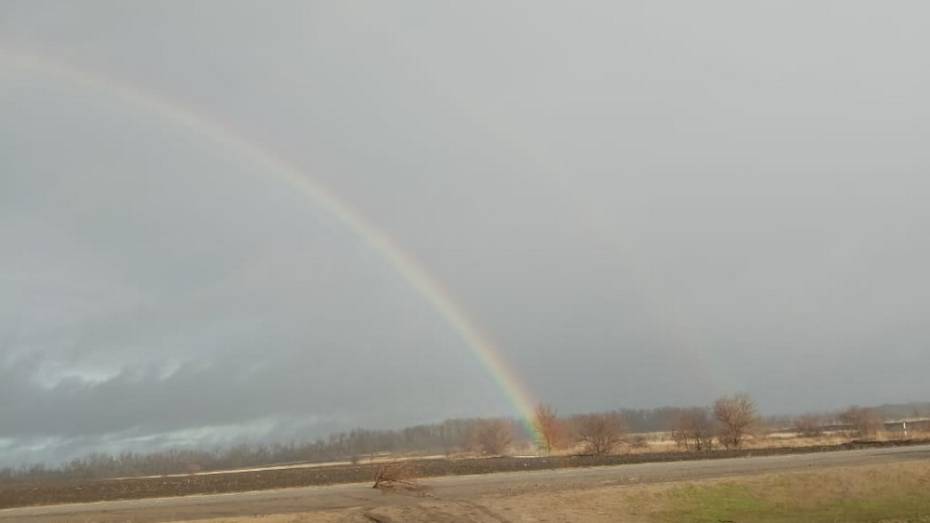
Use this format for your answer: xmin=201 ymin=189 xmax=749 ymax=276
xmin=573 ymin=412 xmax=626 ymax=456
xmin=473 ymin=420 xmax=513 ymax=455
xmin=533 ymin=403 xmax=567 ymax=454
xmin=713 ymin=393 xmax=757 ymax=449
xmin=794 ymin=414 xmax=824 ymax=437
xmin=840 ymin=406 xmax=883 ymax=438
xmin=672 ymin=407 xmax=716 ymax=451
xmin=372 ymin=461 xmax=419 ymax=490
xmin=629 ymin=434 xmax=649 ymax=449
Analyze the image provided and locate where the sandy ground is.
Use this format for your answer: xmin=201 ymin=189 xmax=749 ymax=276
xmin=7 ymin=439 xmax=925 ymax=509
xmin=175 ymin=460 xmax=930 ymax=523
xmin=167 ymin=483 xmax=695 ymax=523
xmin=3 ymin=444 xmax=928 ymax=522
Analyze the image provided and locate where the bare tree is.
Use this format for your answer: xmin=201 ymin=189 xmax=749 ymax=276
xmin=533 ymin=403 xmax=566 ymax=455
xmin=794 ymin=414 xmax=824 ymax=437
xmin=573 ymin=412 xmax=626 ymax=456
xmin=629 ymin=434 xmax=649 ymax=449
xmin=713 ymin=394 xmax=757 ymax=449
xmin=672 ymin=407 xmax=716 ymax=451
xmin=473 ymin=420 xmax=513 ymax=455
xmin=840 ymin=406 xmax=882 ymax=438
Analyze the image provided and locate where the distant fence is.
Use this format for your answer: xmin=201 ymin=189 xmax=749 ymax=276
xmin=883 ymin=418 xmax=930 ymax=434
xmin=772 ymin=418 xmax=930 ymax=435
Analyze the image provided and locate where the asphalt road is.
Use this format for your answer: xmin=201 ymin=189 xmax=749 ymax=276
xmin=3 ymin=444 xmax=929 ymax=522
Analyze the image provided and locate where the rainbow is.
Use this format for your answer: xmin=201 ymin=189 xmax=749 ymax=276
xmin=0 ymin=48 xmax=541 ymax=438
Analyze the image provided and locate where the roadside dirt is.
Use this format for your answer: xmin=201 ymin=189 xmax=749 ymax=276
xmin=170 ymin=460 xmax=930 ymax=523
xmin=5 ymin=445 xmax=930 ymax=522
xmin=1 ymin=438 xmax=926 ymax=510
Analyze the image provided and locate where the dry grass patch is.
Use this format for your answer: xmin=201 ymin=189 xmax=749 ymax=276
xmin=648 ymin=461 xmax=930 ymax=522
xmin=371 ymin=460 xmax=423 ymax=493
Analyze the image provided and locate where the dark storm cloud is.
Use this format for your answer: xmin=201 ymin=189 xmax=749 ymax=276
xmin=2 ymin=0 xmax=929 ymax=465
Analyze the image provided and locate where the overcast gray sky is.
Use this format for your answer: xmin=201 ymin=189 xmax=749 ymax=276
xmin=2 ymin=1 xmax=929 ymax=466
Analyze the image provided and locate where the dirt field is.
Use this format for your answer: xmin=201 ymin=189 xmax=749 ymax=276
xmin=3 ymin=444 xmax=929 ymax=522
xmin=1 ymin=439 xmax=926 ymax=510
xmin=175 ymin=460 xmax=930 ymax=523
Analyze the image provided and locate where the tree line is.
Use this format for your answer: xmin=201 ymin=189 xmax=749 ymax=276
xmin=532 ymin=393 xmax=758 ymax=455
xmin=2 ymin=398 xmax=925 ymax=483
xmin=534 ymin=396 xmax=929 ymax=456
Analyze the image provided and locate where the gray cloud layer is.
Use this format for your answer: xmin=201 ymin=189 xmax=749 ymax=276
xmin=2 ymin=1 xmax=929 ymax=465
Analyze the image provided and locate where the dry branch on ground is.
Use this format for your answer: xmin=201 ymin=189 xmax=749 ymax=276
xmin=372 ymin=461 xmax=421 ymax=491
